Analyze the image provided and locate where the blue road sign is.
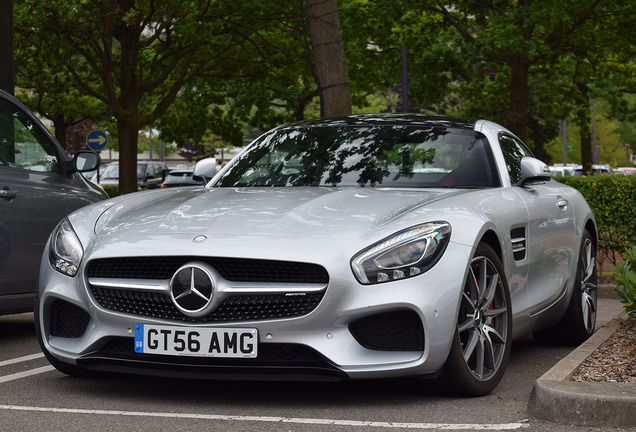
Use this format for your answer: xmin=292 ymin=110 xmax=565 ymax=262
xmin=86 ymin=129 xmax=108 ymax=151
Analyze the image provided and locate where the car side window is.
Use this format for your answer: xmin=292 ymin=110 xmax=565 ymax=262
xmin=499 ymin=134 xmax=533 ymax=184
xmin=0 ymin=98 xmax=60 ymax=174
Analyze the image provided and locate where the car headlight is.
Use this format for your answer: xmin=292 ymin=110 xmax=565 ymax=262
xmin=351 ymin=222 xmax=451 ymax=284
xmin=49 ymin=218 xmax=83 ymax=277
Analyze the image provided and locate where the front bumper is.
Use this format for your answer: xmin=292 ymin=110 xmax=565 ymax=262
xmin=37 ymin=238 xmax=472 ymax=381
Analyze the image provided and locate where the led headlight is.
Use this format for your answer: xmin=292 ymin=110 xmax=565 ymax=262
xmin=351 ymin=222 xmax=451 ymax=284
xmin=49 ymin=218 xmax=83 ymax=277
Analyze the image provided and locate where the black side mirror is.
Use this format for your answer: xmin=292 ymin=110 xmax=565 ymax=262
xmin=73 ymin=151 xmax=101 ymax=173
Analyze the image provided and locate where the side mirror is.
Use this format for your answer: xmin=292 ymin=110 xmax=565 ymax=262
xmin=517 ymin=157 xmax=551 ymax=187
xmin=73 ymin=151 xmax=101 ymax=173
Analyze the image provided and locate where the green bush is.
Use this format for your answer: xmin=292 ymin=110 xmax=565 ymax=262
xmin=612 ymin=245 xmax=636 ymax=320
xmin=102 ymin=185 xmax=122 ymax=198
xmin=557 ymin=174 xmax=636 ymax=270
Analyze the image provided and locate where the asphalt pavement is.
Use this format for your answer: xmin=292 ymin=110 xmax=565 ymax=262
xmin=527 ymin=297 xmax=636 ymax=428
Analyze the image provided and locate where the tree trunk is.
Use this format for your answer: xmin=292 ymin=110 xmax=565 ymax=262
xmin=51 ymin=113 xmax=67 ymax=151
xmin=306 ymin=0 xmax=352 ymax=118
xmin=507 ymin=54 xmax=530 ymax=142
xmin=576 ymin=95 xmax=594 ymax=174
xmin=117 ymin=118 xmax=139 ymax=194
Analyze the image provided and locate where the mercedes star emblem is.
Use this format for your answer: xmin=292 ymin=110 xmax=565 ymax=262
xmin=169 ymin=264 xmax=215 ymax=316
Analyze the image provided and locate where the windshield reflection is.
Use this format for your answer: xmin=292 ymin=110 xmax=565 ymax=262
xmin=216 ymin=124 xmax=498 ymax=188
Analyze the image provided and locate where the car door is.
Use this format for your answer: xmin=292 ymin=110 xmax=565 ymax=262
xmin=0 ymin=92 xmax=105 ymax=314
xmin=499 ymin=134 xmax=576 ymax=314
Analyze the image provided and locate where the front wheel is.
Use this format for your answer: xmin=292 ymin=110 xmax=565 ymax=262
xmin=436 ymin=243 xmax=512 ymax=396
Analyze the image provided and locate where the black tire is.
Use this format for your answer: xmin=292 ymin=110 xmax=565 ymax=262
xmin=533 ymin=229 xmax=597 ymax=346
xmin=34 ymin=284 xmax=95 ymax=377
xmin=436 ymin=243 xmax=512 ymax=396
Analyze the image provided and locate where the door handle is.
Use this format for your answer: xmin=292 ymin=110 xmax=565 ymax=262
xmin=0 ymin=188 xmax=17 ymax=200
xmin=556 ymin=198 xmax=568 ymax=211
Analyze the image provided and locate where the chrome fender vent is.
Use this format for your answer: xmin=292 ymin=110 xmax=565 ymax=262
xmin=510 ymin=227 xmax=526 ymax=261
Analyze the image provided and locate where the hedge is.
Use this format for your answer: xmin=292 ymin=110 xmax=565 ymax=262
xmin=557 ymin=174 xmax=636 ymax=272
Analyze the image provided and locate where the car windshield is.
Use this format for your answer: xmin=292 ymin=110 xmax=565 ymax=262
xmin=215 ymin=124 xmax=498 ymax=188
xmin=101 ymin=164 xmax=119 ymax=179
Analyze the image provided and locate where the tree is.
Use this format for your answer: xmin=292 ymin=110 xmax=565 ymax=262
xmin=13 ymin=4 xmax=107 ymax=152
xmin=306 ymin=0 xmax=352 ymax=117
xmin=340 ymin=0 xmax=635 ymax=169
xmin=17 ymin=0 xmax=275 ymax=193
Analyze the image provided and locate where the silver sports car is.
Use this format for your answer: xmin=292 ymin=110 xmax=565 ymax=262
xmin=36 ymin=114 xmax=597 ymax=396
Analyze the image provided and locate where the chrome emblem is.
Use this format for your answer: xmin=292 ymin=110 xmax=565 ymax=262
xmin=169 ymin=264 xmax=215 ymax=316
xmin=192 ymin=235 xmax=208 ymax=243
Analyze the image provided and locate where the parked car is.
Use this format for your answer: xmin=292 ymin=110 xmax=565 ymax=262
xmin=82 ymin=162 xmax=109 ymax=184
xmin=0 ymin=89 xmax=107 ymax=315
xmin=615 ymin=167 xmax=636 ymax=175
xmin=160 ymin=168 xmax=205 ymax=188
xmin=548 ymin=164 xmax=576 ymax=178
xmin=572 ymin=164 xmax=610 ymax=176
xmin=99 ymin=161 xmax=169 ymax=190
xmin=36 ymin=114 xmax=597 ymax=396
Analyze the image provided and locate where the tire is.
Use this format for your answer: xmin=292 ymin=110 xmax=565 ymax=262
xmin=436 ymin=243 xmax=512 ymax=396
xmin=33 ymin=284 xmax=96 ymax=377
xmin=533 ymin=229 xmax=597 ymax=346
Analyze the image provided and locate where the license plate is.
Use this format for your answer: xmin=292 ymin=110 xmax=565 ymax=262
xmin=134 ymin=324 xmax=258 ymax=358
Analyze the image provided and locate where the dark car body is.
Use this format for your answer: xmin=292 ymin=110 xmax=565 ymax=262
xmin=0 ymin=90 xmax=107 ymax=315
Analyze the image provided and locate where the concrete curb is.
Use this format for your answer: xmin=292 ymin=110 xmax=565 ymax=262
xmin=527 ymin=318 xmax=636 ymax=427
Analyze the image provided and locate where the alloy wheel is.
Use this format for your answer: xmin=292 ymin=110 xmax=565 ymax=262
xmin=580 ymin=236 xmax=598 ymax=333
xmin=457 ymin=255 xmax=509 ymax=381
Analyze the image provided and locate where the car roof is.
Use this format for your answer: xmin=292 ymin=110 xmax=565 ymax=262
xmin=272 ymin=113 xmax=478 ymax=131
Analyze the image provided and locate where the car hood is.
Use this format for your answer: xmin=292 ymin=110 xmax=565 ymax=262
xmin=93 ymin=187 xmax=464 ymax=241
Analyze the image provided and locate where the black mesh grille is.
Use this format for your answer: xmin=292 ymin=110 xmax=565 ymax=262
xmin=89 ymin=286 xmax=324 ymax=323
xmin=87 ymin=257 xmax=328 ymax=322
xmin=50 ymin=300 xmax=90 ymax=338
xmin=349 ymin=310 xmax=424 ymax=351
xmin=96 ymin=338 xmax=334 ymax=367
xmin=87 ymin=257 xmax=329 ymax=284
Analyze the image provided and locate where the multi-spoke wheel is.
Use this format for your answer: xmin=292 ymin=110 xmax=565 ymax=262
xmin=534 ymin=229 xmax=598 ymax=345
xmin=578 ymin=233 xmax=598 ymax=334
xmin=438 ymin=242 xmax=512 ymax=396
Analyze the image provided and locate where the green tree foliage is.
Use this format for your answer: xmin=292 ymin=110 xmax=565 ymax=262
xmin=13 ymin=4 xmax=107 ymax=151
xmin=15 ymin=0 xmax=298 ymax=193
xmin=340 ymin=0 xmax=636 ymax=168
xmin=13 ymin=0 xmax=636 ymax=177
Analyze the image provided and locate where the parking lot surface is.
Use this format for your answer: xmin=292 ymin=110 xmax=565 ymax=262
xmin=1 ymin=313 xmax=627 ymax=432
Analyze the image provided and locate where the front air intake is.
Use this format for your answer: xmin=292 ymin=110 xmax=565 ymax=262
xmin=49 ymin=299 xmax=90 ymax=338
xmin=349 ymin=310 xmax=424 ymax=351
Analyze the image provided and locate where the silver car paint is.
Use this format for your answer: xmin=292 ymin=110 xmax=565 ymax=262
xmin=37 ymin=117 xmax=597 ymax=380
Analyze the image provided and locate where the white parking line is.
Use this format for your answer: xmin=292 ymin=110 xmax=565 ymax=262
xmin=0 ymin=366 xmax=55 ymax=384
xmin=0 ymin=405 xmax=528 ymax=430
xmin=0 ymin=353 xmax=45 ymax=367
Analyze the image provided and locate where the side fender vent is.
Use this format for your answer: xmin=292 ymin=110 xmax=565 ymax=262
xmin=510 ymin=227 xmax=526 ymax=261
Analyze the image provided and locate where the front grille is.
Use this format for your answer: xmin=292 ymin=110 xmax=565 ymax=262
xmin=89 ymin=286 xmax=324 ymax=322
xmin=349 ymin=310 xmax=424 ymax=351
xmin=88 ymin=257 xmax=329 ymax=284
xmin=86 ymin=257 xmax=328 ymax=322
xmin=50 ymin=300 xmax=90 ymax=338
